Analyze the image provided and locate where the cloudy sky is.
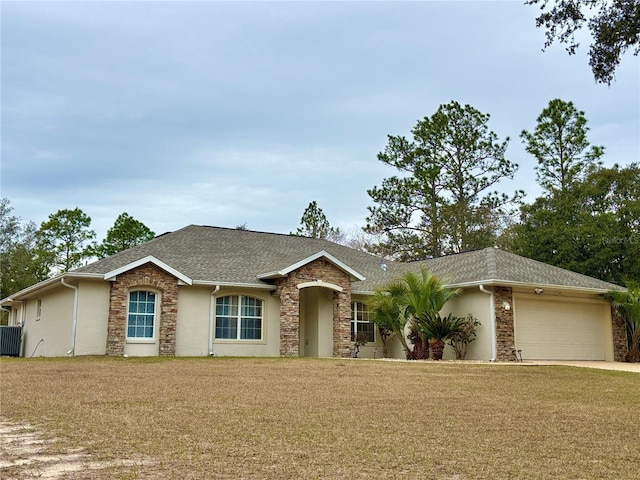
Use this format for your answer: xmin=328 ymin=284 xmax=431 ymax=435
xmin=2 ymin=1 xmax=638 ymax=241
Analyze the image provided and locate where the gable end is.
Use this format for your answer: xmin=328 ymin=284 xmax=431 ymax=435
xmin=103 ymin=255 xmax=193 ymax=285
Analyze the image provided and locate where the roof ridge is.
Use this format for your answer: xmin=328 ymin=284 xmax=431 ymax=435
xmin=192 ymin=225 xmax=398 ymax=263
xmin=194 ymin=224 xmax=301 ymax=239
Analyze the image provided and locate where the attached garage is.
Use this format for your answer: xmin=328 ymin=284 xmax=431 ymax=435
xmin=514 ymin=295 xmax=612 ymax=361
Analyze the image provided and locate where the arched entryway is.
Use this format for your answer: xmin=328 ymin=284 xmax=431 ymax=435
xmin=297 ymin=281 xmax=342 ymax=357
xmin=298 ymin=285 xmax=336 ymax=357
xmin=273 ymin=255 xmax=356 ymax=358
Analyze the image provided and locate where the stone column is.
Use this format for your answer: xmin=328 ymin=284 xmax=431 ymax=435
xmin=493 ymin=286 xmax=516 ymax=361
xmin=107 ymin=281 xmax=127 ymax=356
xmin=611 ymin=306 xmax=628 ymax=362
xmin=278 ymin=284 xmax=300 ymax=356
xmin=158 ymin=280 xmax=178 ymax=357
xmin=333 ymin=289 xmax=352 ymax=358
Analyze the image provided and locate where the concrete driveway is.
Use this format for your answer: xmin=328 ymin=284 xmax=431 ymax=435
xmin=524 ymin=360 xmax=640 ymax=373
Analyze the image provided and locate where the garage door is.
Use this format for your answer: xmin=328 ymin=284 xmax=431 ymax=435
xmin=514 ymin=296 xmax=607 ymax=360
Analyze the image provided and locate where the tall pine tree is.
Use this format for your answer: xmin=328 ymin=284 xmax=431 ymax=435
xmin=366 ymin=101 xmax=522 ymax=260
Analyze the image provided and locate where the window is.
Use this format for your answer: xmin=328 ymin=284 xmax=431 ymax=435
xmin=36 ymin=299 xmax=42 ymax=321
xmin=127 ymin=291 xmax=157 ymax=339
xmin=215 ymin=295 xmax=263 ymax=340
xmin=351 ymin=301 xmax=375 ymax=343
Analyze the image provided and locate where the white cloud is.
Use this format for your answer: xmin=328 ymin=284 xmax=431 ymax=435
xmin=1 ymin=0 xmax=638 ymax=243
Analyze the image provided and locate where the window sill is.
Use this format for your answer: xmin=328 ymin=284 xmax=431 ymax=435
xmin=213 ymin=339 xmax=266 ymax=345
xmin=126 ymin=338 xmax=157 ymax=344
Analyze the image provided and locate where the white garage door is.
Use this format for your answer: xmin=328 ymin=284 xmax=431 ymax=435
xmin=514 ymin=297 xmax=607 ymax=360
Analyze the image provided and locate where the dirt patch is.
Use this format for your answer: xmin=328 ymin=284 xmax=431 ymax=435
xmin=0 ymin=419 xmax=152 ymax=479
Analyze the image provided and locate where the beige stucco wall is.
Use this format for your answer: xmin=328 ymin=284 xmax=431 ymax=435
xmin=357 ymin=288 xmax=493 ymax=361
xmin=121 ymin=343 xmax=156 ymax=356
xmin=175 ymin=286 xmax=210 ymax=356
xmin=74 ymin=280 xmax=110 ymax=356
xmin=299 ymin=286 xmax=334 ymax=358
xmin=441 ymin=288 xmax=493 ymax=360
xmin=21 ymin=285 xmax=74 ymax=357
xmin=299 ymin=288 xmax=315 ymax=357
xmin=176 ymin=286 xmax=280 ymax=357
xmin=318 ymin=287 xmax=334 ymax=357
xmin=299 ymin=286 xmax=341 ymax=357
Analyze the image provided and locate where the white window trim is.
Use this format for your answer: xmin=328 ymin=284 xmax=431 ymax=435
xmin=351 ymin=301 xmax=376 ymax=344
xmin=36 ymin=299 xmax=42 ymax=322
xmin=126 ymin=289 xmax=160 ymax=344
xmin=214 ymin=294 xmax=266 ymax=343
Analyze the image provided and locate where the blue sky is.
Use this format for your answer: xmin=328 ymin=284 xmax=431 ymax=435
xmin=2 ymin=1 xmax=638 ymax=240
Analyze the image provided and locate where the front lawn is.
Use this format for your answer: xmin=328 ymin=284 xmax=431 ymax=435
xmin=1 ymin=357 xmax=638 ymax=479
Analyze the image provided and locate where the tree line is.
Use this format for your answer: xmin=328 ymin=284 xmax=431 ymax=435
xmin=0 ymin=206 xmax=155 ymax=299
xmin=1 ymin=98 xmax=638 ymax=302
xmin=302 ymin=98 xmax=640 ymax=286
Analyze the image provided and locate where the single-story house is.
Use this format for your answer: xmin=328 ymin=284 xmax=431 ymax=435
xmin=1 ymin=225 xmax=628 ymax=361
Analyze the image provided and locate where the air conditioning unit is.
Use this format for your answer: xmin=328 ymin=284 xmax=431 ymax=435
xmin=0 ymin=326 xmax=22 ymax=356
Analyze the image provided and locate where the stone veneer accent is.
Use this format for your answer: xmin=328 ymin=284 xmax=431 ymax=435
xmin=274 ymin=258 xmax=352 ymax=357
xmin=610 ymin=306 xmax=628 ymax=362
xmin=493 ymin=286 xmax=516 ymax=361
xmin=106 ymin=263 xmax=179 ymax=356
xmin=332 ymin=288 xmax=352 ymax=358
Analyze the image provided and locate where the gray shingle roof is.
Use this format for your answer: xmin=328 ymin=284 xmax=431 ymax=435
xmin=70 ymin=225 xmax=621 ymax=294
xmin=407 ymin=248 xmax=621 ymax=291
xmin=73 ymin=225 xmax=402 ymax=293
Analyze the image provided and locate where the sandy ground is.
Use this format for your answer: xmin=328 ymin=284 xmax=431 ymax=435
xmin=0 ymin=419 xmax=152 ymax=479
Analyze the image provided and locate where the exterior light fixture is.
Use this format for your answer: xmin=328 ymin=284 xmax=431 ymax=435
xmin=503 ymin=302 xmax=511 ymax=311
xmin=534 ymin=288 xmax=544 ymax=295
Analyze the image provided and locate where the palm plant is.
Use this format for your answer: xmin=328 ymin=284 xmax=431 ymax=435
xmin=607 ymin=282 xmax=640 ymax=362
xmin=414 ymin=313 xmax=465 ymax=360
xmin=367 ymin=287 xmax=409 ymax=358
xmin=402 ymin=268 xmax=461 ymax=360
xmin=401 ymin=268 xmax=460 ymax=359
xmin=369 ymin=267 xmax=460 ymax=360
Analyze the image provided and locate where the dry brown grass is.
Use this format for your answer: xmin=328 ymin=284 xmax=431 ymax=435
xmin=1 ymin=357 xmax=638 ymax=479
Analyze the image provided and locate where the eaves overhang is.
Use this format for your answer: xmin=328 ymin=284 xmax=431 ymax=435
xmin=0 ymin=272 xmax=103 ymax=304
xmin=256 ymin=250 xmax=366 ymax=282
xmin=191 ymin=280 xmax=277 ymax=291
xmin=352 ymin=278 xmax=622 ymax=298
xmin=442 ymin=279 xmax=623 ymax=294
xmin=351 ymin=288 xmax=376 ymax=296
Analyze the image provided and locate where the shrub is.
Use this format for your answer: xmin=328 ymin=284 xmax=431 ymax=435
xmin=448 ymin=314 xmax=480 ymax=360
xmin=351 ymin=332 xmax=369 ymax=358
